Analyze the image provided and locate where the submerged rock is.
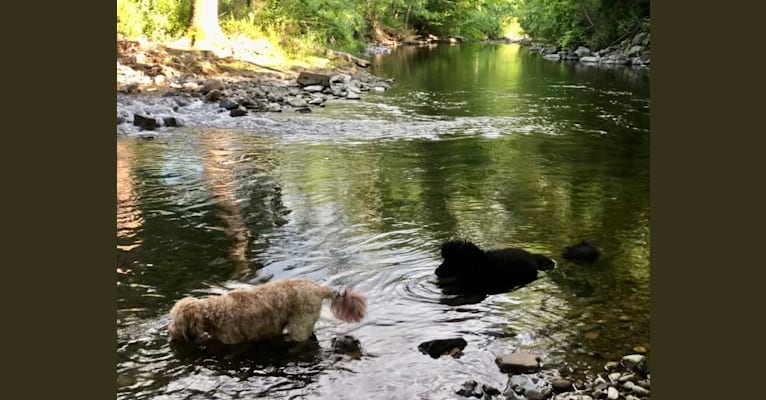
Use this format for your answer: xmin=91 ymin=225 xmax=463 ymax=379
xmin=418 ymin=338 xmax=467 ymax=359
xmin=495 ymin=352 xmax=541 ymax=373
xmin=133 ymin=114 xmax=159 ymax=130
xmin=330 ymin=335 xmax=362 ymax=360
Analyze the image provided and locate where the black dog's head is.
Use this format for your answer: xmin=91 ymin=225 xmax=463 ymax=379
xmin=435 ymin=240 xmax=486 ymax=278
xmin=535 ymin=254 xmax=556 ymax=271
xmin=562 ymin=240 xmax=600 ymax=262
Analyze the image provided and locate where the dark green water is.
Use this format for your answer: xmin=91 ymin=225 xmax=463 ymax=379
xmin=117 ymin=43 xmax=649 ymax=399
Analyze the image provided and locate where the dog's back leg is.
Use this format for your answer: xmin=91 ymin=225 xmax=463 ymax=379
xmin=284 ymin=302 xmax=322 ymax=342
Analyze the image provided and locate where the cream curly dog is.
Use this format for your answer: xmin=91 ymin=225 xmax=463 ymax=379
xmin=168 ymin=278 xmax=367 ymax=345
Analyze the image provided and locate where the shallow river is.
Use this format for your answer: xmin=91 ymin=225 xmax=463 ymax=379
xmin=117 ymin=43 xmax=649 ymax=399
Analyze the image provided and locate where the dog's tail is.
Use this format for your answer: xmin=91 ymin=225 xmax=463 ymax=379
xmin=328 ymin=288 xmax=367 ymax=323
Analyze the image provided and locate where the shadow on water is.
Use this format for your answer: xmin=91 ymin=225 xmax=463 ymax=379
xmin=117 ymin=42 xmax=649 ymax=399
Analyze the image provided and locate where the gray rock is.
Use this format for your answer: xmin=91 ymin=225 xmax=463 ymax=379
xmin=632 ymin=32 xmax=648 ymax=46
xmin=330 ymin=73 xmax=351 ymax=84
xmin=181 ymin=82 xmax=199 ymax=92
xmin=346 ymin=91 xmax=362 ymax=100
xmin=607 ymin=372 xmax=620 ymax=383
xmin=551 ymin=379 xmax=573 ymax=393
xmin=574 ymin=46 xmax=591 ymax=57
xmin=121 ymin=83 xmax=141 ymax=94
xmin=200 ymin=80 xmax=224 ymax=94
xmin=618 ymin=373 xmax=636 ymax=382
xmin=265 ymin=103 xmax=282 ymax=112
xmin=219 ymin=99 xmax=239 ymax=110
xmin=162 ymin=117 xmax=181 ymax=127
xmin=267 ymin=90 xmax=285 ymax=103
xmin=620 ymin=354 xmax=646 ymax=371
xmin=579 ymin=56 xmax=600 ymax=64
xmin=631 ymin=385 xmax=650 ymax=396
xmin=287 ymin=97 xmax=308 ymax=107
xmin=543 ymin=53 xmax=561 ymax=61
xmin=553 ymin=394 xmax=592 ymax=400
xmin=174 ymin=97 xmax=191 ymax=107
xmin=603 ymin=361 xmax=620 ymax=371
xmin=622 ymin=381 xmax=635 ymax=391
xmin=133 ymin=114 xmax=159 ymax=130
xmin=601 ymin=54 xmax=629 ymax=65
xmin=455 ymin=380 xmax=482 ymax=398
xmin=525 ymin=390 xmax=546 ymax=400
xmin=495 ymin=352 xmax=541 ymax=373
xmin=229 ymin=108 xmax=247 ymax=117
xmin=331 ymin=335 xmax=361 ymax=359
xmin=297 ymin=71 xmax=331 ymax=87
xmin=205 ymin=89 xmax=224 ymax=102
xmin=308 ymin=96 xmax=325 ymax=105
xmin=303 ymin=85 xmax=324 ymax=93
xmin=627 ymin=45 xmax=643 ymax=56
xmin=418 ymin=338 xmax=467 ymax=359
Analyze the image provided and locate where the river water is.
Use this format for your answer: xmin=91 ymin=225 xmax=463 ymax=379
xmin=117 ymin=43 xmax=649 ymax=399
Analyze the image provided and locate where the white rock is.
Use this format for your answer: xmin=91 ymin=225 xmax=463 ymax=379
xmin=607 ymin=386 xmax=619 ymax=399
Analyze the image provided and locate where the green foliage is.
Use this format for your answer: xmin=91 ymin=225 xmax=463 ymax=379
xmin=116 ymin=0 xmax=649 ymax=59
xmin=511 ymin=0 xmax=649 ymax=49
xmin=117 ymin=0 xmax=191 ymax=40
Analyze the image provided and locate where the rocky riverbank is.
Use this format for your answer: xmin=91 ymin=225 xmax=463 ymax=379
xmin=519 ymin=20 xmax=650 ymax=68
xmin=116 ymin=39 xmax=393 ymax=135
xmin=417 ymin=337 xmax=650 ymax=399
xmin=463 ymin=352 xmax=650 ymax=400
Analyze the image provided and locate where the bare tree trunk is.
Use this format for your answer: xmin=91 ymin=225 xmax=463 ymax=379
xmin=188 ymin=0 xmax=225 ymax=48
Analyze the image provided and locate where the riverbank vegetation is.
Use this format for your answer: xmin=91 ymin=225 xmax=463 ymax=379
xmin=117 ymin=0 xmax=649 ymax=60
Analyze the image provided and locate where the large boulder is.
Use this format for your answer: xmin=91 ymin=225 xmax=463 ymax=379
xmin=297 ymin=71 xmax=331 ymax=87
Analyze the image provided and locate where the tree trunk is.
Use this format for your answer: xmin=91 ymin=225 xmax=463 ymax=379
xmin=188 ymin=0 xmax=225 ymax=48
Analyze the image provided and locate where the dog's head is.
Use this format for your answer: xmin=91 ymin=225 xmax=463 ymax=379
xmin=168 ymin=297 xmax=207 ymax=343
xmin=435 ymin=240 xmax=486 ymax=278
xmin=535 ymin=254 xmax=556 ymax=271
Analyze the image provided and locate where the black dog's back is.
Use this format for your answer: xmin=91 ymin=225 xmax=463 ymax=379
xmin=436 ymin=240 xmax=555 ymax=295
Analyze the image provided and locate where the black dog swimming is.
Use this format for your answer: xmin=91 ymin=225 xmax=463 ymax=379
xmin=562 ymin=240 xmax=600 ymax=262
xmin=435 ymin=240 xmax=555 ymax=295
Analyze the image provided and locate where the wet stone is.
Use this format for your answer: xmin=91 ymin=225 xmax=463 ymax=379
xmin=631 ymin=385 xmax=650 ymax=396
xmin=133 ymin=114 xmax=159 ymax=130
xmin=551 ymin=379 xmax=573 ymax=393
xmin=229 ymin=108 xmax=247 ymax=117
xmin=200 ymin=79 xmax=224 ymax=94
xmin=604 ymin=361 xmax=620 ymax=371
xmin=418 ymin=338 xmax=467 ymax=359
xmin=219 ymin=99 xmax=239 ymax=110
xmin=162 ymin=117 xmax=181 ymax=127
xmin=495 ymin=352 xmax=542 ymax=373
xmin=525 ymin=389 xmax=546 ymax=400
xmin=205 ymin=89 xmax=224 ymax=102
xmin=456 ymin=380 xmax=482 ymax=398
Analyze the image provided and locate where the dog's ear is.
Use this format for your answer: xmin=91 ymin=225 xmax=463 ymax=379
xmin=168 ymin=297 xmax=206 ymax=342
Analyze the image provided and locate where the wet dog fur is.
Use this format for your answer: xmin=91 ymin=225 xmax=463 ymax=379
xmin=168 ymin=278 xmax=366 ymax=345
